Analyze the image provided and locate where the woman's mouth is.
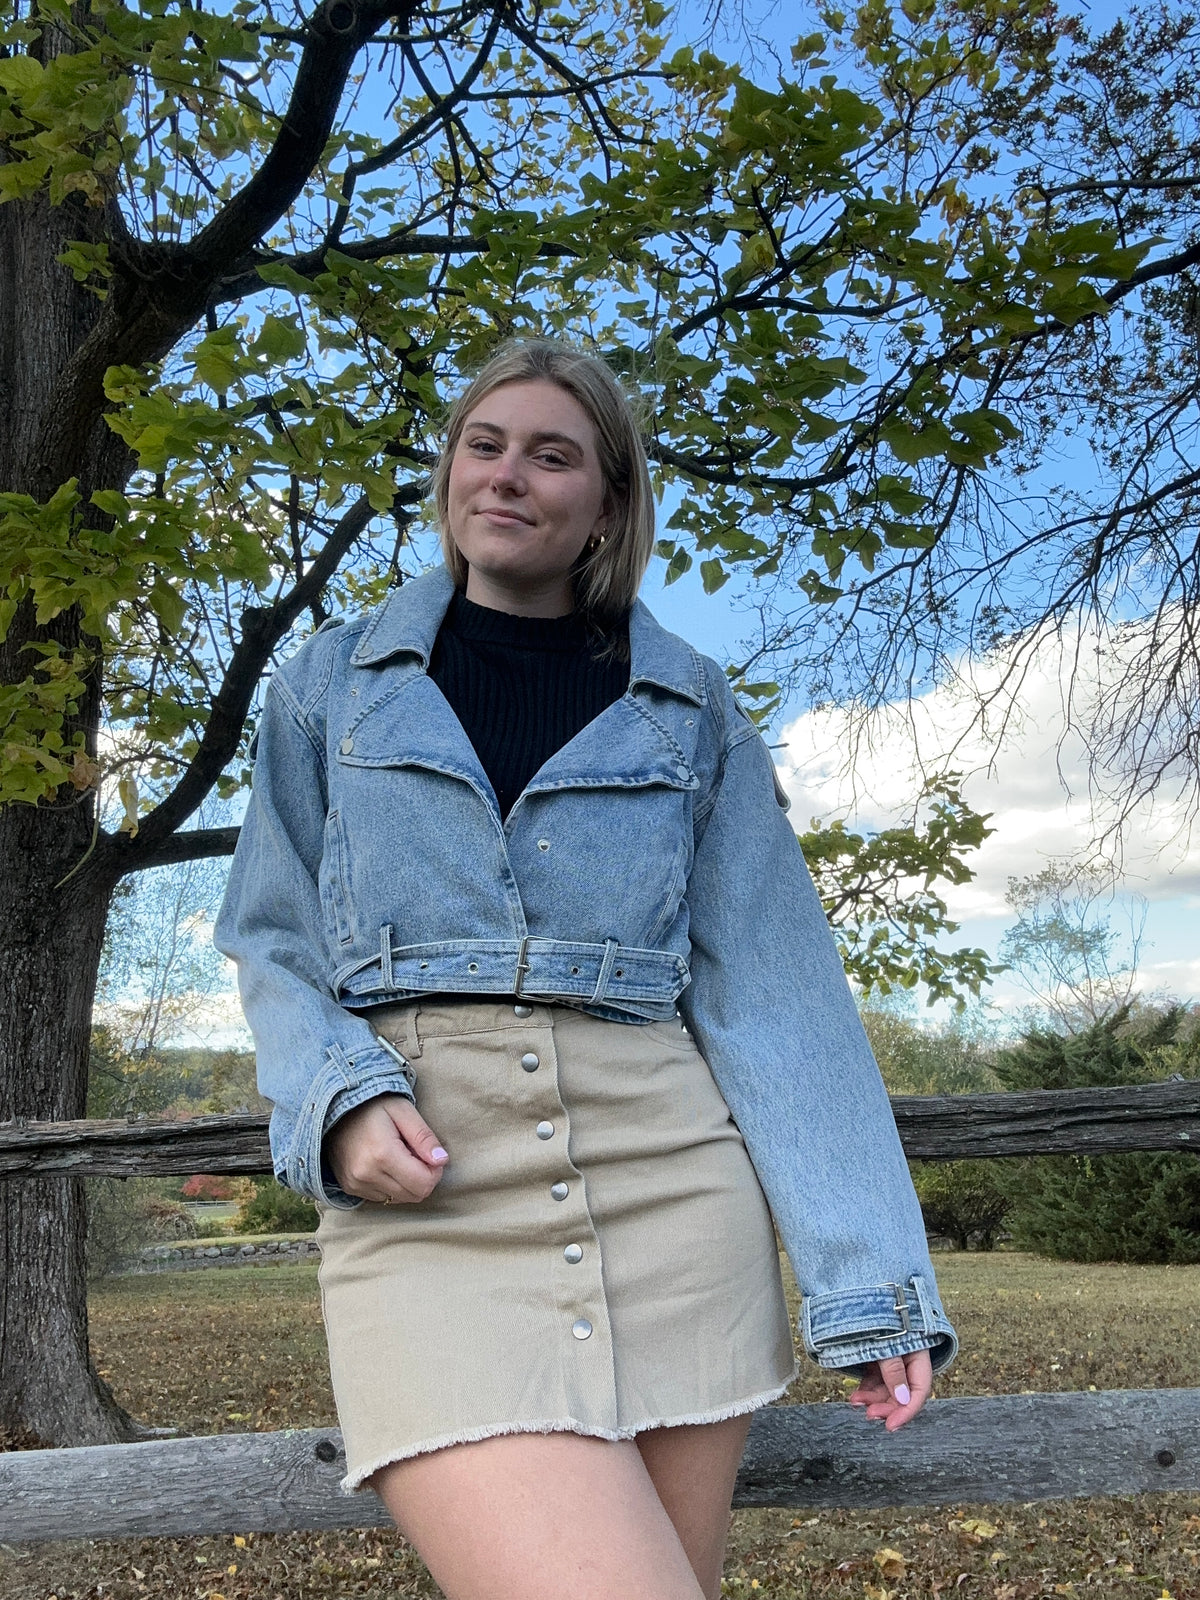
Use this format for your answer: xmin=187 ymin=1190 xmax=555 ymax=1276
xmin=477 ymin=507 xmax=535 ymax=526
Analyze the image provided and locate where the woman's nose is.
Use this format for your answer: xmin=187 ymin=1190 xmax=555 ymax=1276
xmin=490 ymin=449 xmax=526 ymax=491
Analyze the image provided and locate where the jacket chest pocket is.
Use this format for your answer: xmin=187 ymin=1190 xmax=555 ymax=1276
xmin=512 ymin=777 xmax=695 ymax=945
xmin=319 ymin=808 xmax=355 ymax=946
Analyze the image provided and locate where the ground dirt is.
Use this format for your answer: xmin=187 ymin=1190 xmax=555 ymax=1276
xmin=1 ymin=1251 xmax=1197 ymax=1598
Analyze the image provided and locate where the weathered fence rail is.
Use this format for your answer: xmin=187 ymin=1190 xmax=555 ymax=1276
xmin=1 ymin=1079 xmax=1198 ymax=1543
xmin=2 ymin=1390 xmax=1196 ymax=1544
xmin=1 ymin=1078 xmax=1197 ymax=1178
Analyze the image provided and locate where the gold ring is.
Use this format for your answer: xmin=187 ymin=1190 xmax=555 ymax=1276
xmin=382 ymin=1195 xmax=393 ymax=1206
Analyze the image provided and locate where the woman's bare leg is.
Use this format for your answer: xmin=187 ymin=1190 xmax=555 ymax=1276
xmin=636 ymin=1413 xmax=754 ymax=1600
xmin=370 ymin=1431 xmax=707 ymax=1600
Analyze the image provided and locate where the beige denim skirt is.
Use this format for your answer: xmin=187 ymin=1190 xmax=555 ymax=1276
xmin=317 ymin=998 xmax=797 ymax=1490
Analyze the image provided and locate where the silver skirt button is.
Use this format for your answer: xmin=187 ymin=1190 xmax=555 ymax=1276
xmin=563 ymin=1243 xmax=583 ymax=1264
xmin=513 ymin=1004 xmax=533 ymax=1018
xmin=550 ymin=1181 xmax=569 ymax=1201
xmin=571 ymin=1318 xmax=593 ymax=1340
xmin=535 ymin=1120 xmax=554 ymax=1140
xmin=521 ymin=1052 xmax=540 ymax=1072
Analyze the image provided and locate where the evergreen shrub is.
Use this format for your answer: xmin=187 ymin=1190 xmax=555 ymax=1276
xmin=996 ymin=1007 xmax=1200 ymax=1264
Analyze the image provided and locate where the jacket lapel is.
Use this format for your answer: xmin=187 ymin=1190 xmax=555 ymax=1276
xmin=342 ymin=566 xmax=706 ymax=802
xmin=521 ymin=696 xmax=698 ymax=796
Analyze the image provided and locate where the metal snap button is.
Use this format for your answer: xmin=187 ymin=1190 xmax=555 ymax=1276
xmin=535 ymin=1120 xmax=554 ymax=1140
xmin=340 ymin=737 xmax=354 ymax=755
xmin=563 ymin=1244 xmax=583 ymax=1264
xmin=571 ymin=1318 xmax=593 ymax=1340
xmin=550 ymin=1182 xmax=569 ymax=1200
xmin=514 ymin=1004 xmax=533 ymax=1018
xmin=467 ymin=962 xmax=479 ymax=973
xmin=537 ymin=839 xmax=551 ymax=851
xmin=521 ymin=1052 xmax=540 ymax=1072
xmin=674 ymin=762 xmax=689 ymax=779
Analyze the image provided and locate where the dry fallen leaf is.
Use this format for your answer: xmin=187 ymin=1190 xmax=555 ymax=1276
xmin=875 ymin=1547 xmax=907 ymax=1580
xmin=950 ymin=1517 xmax=999 ymax=1543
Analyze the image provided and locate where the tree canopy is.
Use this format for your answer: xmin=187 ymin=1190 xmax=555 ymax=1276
xmin=1 ymin=0 xmax=1136 ymax=848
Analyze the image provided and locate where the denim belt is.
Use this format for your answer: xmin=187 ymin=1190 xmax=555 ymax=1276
xmin=334 ymin=936 xmax=691 ymax=1008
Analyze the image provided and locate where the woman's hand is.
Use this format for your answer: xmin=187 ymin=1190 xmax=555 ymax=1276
xmin=325 ymin=1094 xmax=449 ymax=1205
xmin=846 ymin=1348 xmax=933 ymax=1432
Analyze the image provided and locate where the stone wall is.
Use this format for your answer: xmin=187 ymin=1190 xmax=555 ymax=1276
xmin=117 ymin=1236 xmax=320 ymax=1274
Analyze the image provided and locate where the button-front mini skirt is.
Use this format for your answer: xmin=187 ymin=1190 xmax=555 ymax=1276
xmin=316 ymin=998 xmax=798 ymax=1490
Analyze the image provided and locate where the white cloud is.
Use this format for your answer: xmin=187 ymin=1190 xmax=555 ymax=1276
xmin=777 ymin=624 xmax=1200 ymax=927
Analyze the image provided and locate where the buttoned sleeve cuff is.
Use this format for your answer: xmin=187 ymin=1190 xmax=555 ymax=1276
xmin=800 ymin=1275 xmax=959 ymax=1377
xmin=279 ymin=1039 xmax=417 ymax=1210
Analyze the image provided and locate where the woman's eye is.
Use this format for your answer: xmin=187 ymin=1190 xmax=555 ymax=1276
xmin=466 ymin=436 xmax=499 ymax=453
xmin=536 ymin=451 xmax=569 ymax=467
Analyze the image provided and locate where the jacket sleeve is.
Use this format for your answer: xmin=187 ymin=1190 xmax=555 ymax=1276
xmin=213 ymin=671 xmax=415 ymax=1208
xmin=678 ymin=705 xmax=958 ymax=1376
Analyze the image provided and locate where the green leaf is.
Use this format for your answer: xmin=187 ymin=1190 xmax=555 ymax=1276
xmin=0 ymin=56 xmax=45 ymax=94
xmin=700 ymin=557 xmax=729 ymax=594
xmin=664 ymin=547 xmax=693 ymax=585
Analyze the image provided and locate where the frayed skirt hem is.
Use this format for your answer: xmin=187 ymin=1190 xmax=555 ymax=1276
xmin=341 ymin=1366 xmax=799 ymax=1493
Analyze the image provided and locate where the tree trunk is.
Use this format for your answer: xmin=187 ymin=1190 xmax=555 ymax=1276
xmin=0 ymin=810 xmax=135 ymax=1447
xmin=0 ymin=24 xmax=140 ymax=1441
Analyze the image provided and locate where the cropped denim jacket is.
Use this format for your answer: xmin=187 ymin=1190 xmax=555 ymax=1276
xmin=215 ymin=564 xmax=958 ymax=1376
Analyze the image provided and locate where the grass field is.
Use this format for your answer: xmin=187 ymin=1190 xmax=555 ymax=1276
xmin=1 ymin=1251 xmax=1197 ymax=1599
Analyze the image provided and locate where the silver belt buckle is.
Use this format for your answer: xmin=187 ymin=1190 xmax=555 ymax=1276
xmin=513 ymin=935 xmax=531 ymax=998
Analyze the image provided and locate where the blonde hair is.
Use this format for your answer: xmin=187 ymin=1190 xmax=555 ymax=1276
xmin=430 ymin=340 xmax=656 ymax=627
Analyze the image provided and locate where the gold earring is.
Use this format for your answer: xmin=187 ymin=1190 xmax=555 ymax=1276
xmin=588 ymin=532 xmax=607 ymax=553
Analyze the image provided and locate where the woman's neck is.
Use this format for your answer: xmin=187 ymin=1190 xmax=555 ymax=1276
xmin=463 ymin=567 xmax=575 ymax=617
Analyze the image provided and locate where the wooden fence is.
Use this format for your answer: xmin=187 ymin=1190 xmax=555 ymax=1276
xmin=1 ymin=1079 xmax=1198 ymax=1543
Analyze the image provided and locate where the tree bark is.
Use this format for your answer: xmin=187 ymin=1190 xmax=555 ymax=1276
xmin=0 ymin=814 xmax=134 ymax=1447
xmin=0 ymin=38 xmax=136 ymax=1439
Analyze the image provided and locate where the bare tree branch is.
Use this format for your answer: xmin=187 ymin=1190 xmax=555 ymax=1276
xmin=182 ymin=0 xmax=419 ymax=280
xmin=98 ymin=482 xmax=423 ymax=880
xmin=120 ymin=827 xmax=241 ymax=872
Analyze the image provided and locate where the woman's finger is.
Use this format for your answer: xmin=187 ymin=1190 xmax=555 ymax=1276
xmin=384 ymin=1096 xmax=449 ymax=1170
xmin=371 ymin=1134 xmax=449 ymax=1203
xmin=877 ymin=1355 xmax=912 ymax=1409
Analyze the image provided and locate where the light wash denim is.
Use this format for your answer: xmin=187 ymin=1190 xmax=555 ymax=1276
xmin=215 ymin=564 xmax=958 ymax=1375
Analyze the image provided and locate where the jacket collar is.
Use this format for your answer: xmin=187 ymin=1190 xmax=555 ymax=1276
xmin=349 ymin=563 xmax=704 ymax=707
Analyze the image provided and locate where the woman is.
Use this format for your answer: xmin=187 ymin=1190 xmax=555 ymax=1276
xmin=215 ymin=340 xmax=957 ymax=1600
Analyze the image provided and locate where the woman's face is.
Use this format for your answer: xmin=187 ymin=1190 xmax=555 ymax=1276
xmin=445 ymin=379 xmax=609 ymax=615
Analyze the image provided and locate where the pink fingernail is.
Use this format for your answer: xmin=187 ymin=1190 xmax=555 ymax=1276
xmin=895 ymin=1383 xmax=911 ymax=1405
xmin=430 ymin=1146 xmax=448 ymax=1162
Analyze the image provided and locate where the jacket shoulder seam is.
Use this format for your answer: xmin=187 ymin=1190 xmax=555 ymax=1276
xmin=267 ymin=672 xmax=327 ymax=771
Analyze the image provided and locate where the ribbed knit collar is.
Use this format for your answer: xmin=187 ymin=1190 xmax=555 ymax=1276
xmin=445 ymin=589 xmax=595 ymax=652
xmin=351 ymin=564 xmax=704 ymax=706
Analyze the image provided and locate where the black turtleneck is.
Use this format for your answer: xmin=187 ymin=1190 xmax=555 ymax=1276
xmin=428 ymin=591 xmax=630 ymax=818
